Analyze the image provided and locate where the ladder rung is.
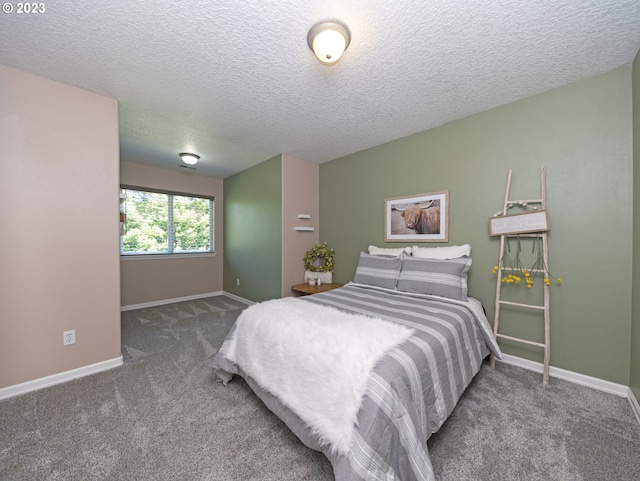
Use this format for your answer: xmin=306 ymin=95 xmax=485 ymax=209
xmin=500 ymin=267 xmax=545 ymax=273
xmin=501 ymin=233 xmax=544 ymax=238
xmin=496 ymin=333 xmax=545 ymax=348
xmin=507 ymin=199 xmax=543 ymax=205
xmin=498 ymin=300 xmax=545 ymax=310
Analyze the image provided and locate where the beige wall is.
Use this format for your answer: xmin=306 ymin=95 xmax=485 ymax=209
xmin=281 ymin=154 xmax=319 ymax=297
xmin=0 ymin=65 xmax=121 ymax=389
xmin=119 ymin=161 xmax=224 ymax=307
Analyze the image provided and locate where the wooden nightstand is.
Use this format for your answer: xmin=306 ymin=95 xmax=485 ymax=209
xmin=291 ymin=283 xmax=343 ymax=296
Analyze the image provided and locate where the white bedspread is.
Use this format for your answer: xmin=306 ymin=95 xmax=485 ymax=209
xmin=224 ymin=297 xmax=414 ymax=455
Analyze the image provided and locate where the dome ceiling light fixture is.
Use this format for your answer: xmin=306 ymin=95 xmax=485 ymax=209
xmin=307 ymin=19 xmax=351 ymax=65
xmin=179 ymin=152 xmax=200 ymax=165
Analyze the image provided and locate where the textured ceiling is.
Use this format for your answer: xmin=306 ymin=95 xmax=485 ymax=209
xmin=1 ymin=0 xmax=639 ymax=178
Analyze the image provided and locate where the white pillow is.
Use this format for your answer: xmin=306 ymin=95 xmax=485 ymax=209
xmin=368 ymin=245 xmax=412 ymax=256
xmin=411 ymin=244 xmax=471 ymax=259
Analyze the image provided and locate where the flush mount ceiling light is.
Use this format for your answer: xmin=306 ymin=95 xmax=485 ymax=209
xmin=179 ymin=152 xmax=200 ymax=165
xmin=307 ymin=19 xmax=351 ymax=65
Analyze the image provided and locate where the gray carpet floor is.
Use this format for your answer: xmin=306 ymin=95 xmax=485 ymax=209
xmin=1 ymin=295 xmax=639 ymax=480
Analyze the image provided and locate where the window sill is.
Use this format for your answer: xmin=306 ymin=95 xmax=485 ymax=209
xmin=120 ymin=252 xmax=216 ymax=261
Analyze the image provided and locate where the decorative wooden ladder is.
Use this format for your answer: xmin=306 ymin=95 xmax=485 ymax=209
xmin=490 ymin=167 xmax=551 ymax=386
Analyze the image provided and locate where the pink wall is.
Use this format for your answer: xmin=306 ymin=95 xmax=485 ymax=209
xmin=281 ymin=154 xmax=319 ymax=297
xmin=119 ymin=161 xmax=224 ymax=307
xmin=0 ymin=65 xmax=121 ymax=389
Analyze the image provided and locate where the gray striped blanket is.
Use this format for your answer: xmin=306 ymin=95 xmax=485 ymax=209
xmin=212 ymin=283 xmax=501 ymax=481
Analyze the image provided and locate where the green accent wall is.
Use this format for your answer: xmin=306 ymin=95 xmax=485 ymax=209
xmin=320 ymin=66 xmax=633 ymax=384
xmin=631 ymin=51 xmax=640 ymax=401
xmin=224 ymin=155 xmax=282 ymax=302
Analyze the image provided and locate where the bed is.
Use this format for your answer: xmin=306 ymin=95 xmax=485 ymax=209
xmin=212 ymin=248 xmax=501 ymax=481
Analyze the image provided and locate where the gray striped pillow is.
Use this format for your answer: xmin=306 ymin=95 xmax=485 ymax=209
xmin=353 ymin=252 xmax=403 ymax=289
xmin=397 ymin=256 xmax=471 ymax=300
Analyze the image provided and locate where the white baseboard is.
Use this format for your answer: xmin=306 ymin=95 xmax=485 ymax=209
xmin=221 ymin=291 xmax=254 ymax=305
xmin=497 ymin=353 xmax=629 ymax=397
xmin=629 ymin=387 xmax=640 ymax=425
xmin=0 ymin=356 xmax=123 ymax=401
xmin=121 ymin=291 xmax=226 ymax=311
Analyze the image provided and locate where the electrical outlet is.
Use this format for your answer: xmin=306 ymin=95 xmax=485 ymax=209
xmin=63 ymin=330 xmax=75 ymax=346
xmin=236 ymin=278 xmax=240 ymax=286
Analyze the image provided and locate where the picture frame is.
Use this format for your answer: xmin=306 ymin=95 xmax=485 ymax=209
xmin=488 ymin=210 xmax=550 ymax=236
xmin=384 ymin=190 xmax=449 ymax=242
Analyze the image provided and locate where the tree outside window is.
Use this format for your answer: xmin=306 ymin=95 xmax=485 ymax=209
xmin=120 ymin=188 xmax=214 ymax=255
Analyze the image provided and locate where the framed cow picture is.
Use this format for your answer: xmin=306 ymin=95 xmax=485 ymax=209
xmin=384 ymin=190 xmax=449 ymax=242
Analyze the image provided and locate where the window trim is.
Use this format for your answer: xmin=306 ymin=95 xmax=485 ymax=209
xmin=120 ymin=185 xmax=215 ymax=257
xmin=120 ymin=252 xmax=217 ymax=261
xmin=120 ymin=185 xmax=215 ymax=201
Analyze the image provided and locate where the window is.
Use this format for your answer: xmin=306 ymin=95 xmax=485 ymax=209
xmin=120 ymin=187 xmax=214 ymax=256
